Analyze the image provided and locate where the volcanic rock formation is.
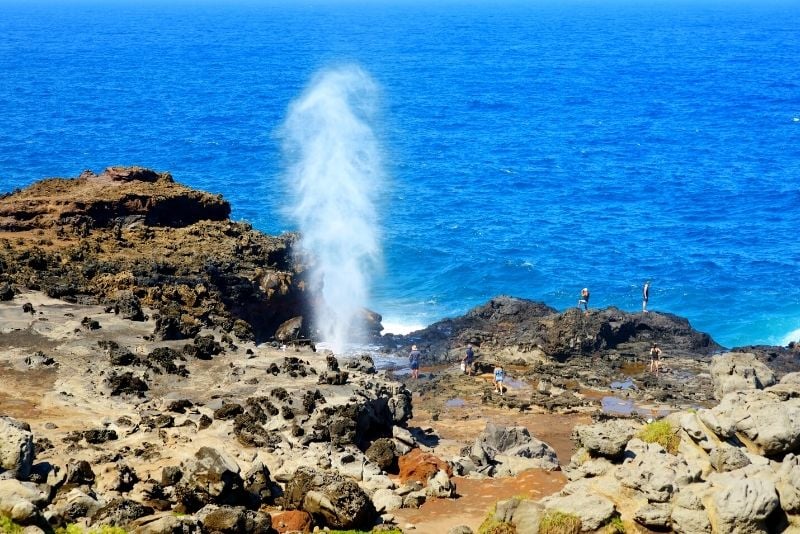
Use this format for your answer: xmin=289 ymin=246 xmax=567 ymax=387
xmin=0 ymin=167 xmax=308 ymax=342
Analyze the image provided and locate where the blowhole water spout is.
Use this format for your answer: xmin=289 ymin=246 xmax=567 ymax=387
xmin=281 ymin=65 xmax=384 ymax=353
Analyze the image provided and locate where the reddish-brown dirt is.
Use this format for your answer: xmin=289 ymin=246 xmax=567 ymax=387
xmin=391 ymin=384 xmax=591 ymax=533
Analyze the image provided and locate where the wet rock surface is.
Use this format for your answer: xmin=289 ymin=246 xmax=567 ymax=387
xmin=387 ymin=296 xmax=720 ymax=364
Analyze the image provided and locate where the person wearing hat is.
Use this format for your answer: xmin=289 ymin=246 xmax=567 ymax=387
xmin=409 ymin=344 xmax=421 ymax=379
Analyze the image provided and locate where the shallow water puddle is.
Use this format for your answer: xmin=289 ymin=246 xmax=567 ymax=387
xmin=610 ymin=377 xmax=636 ymax=390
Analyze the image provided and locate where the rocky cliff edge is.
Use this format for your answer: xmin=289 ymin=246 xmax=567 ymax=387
xmin=0 ymin=166 xmax=307 ymax=342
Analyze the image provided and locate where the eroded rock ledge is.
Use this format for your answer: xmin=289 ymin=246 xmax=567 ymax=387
xmin=0 ymin=167 xmax=308 ymax=342
xmin=391 ymin=296 xmax=721 ymax=363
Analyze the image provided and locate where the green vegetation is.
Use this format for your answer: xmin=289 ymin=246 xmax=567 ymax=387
xmin=638 ymin=419 xmax=680 ymax=454
xmin=0 ymin=515 xmax=24 ymax=534
xmin=605 ymin=516 xmax=626 ymax=533
xmin=477 ymin=516 xmax=516 ymax=534
xmin=476 ymin=505 xmax=516 ymax=534
xmin=538 ymin=510 xmax=581 ymax=534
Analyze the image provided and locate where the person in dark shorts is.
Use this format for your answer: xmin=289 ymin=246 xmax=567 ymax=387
xmin=409 ymin=345 xmax=421 ymax=379
xmin=462 ymin=344 xmax=475 ymax=375
xmin=642 ymin=280 xmax=650 ymax=313
xmin=649 ymin=342 xmax=662 ymax=373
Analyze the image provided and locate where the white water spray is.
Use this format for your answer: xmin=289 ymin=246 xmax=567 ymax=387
xmin=281 ymin=65 xmax=384 ymax=353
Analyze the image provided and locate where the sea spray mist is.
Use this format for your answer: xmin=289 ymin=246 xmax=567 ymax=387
xmin=281 ymin=65 xmax=384 ymax=353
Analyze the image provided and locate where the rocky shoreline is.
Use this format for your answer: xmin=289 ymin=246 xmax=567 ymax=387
xmin=1 ymin=169 xmax=799 ymax=534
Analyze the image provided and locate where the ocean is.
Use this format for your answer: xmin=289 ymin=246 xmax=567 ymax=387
xmin=1 ymin=0 xmax=799 ymax=348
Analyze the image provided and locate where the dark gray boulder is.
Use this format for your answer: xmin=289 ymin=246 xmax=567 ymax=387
xmin=279 ymin=466 xmax=376 ymax=530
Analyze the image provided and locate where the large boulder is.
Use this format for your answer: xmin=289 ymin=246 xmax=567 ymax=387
xmin=0 ymin=479 xmax=50 ymax=523
xmin=707 ymin=389 xmax=800 ymax=457
xmin=773 ymin=453 xmax=800 ymax=514
xmin=711 ymin=352 xmax=776 ymax=399
xmin=671 ymin=486 xmax=713 ymax=534
xmin=573 ymin=419 xmax=640 ymax=460
xmin=275 ymin=316 xmax=303 ymax=342
xmin=541 ymin=492 xmax=615 ymax=531
xmin=426 ymin=469 xmax=456 ymax=498
xmin=279 ymin=466 xmax=376 ymax=530
xmin=471 ymin=422 xmax=559 ymax=472
xmin=0 ymin=282 xmax=14 ymax=301
xmin=114 ymin=290 xmax=145 ymax=321
xmin=634 ymin=502 xmax=672 ymax=530
xmin=243 ymin=461 xmax=278 ymax=506
xmin=709 ymin=445 xmax=751 ymax=472
xmin=175 ymin=447 xmax=245 ymax=512
xmin=371 ymin=488 xmax=403 ymax=513
xmin=616 ymin=439 xmax=700 ymax=502
xmin=270 ymin=510 xmax=313 ymax=533
xmin=365 ymin=438 xmax=397 ymax=472
xmin=196 ymin=504 xmax=272 ymax=534
xmin=492 ymin=497 xmax=545 ymax=534
xmin=0 ymin=417 xmax=34 ymax=479
xmin=708 ymin=477 xmax=779 ymax=533
xmin=92 ymin=498 xmax=154 ymax=527
xmin=50 ymin=488 xmax=101 ymax=524
xmin=131 ymin=512 xmax=200 ymax=534
xmin=398 ymin=449 xmax=452 ymax=485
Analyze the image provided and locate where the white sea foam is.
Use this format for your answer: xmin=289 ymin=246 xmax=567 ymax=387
xmin=780 ymin=327 xmax=800 ymax=346
xmin=380 ymin=320 xmax=427 ymax=336
xmin=281 ymin=65 xmax=384 ymax=354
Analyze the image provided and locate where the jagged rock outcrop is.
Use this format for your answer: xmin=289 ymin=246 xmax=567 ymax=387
xmin=538 ymin=371 xmax=800 ymax=532
xmin=0 ymin=416 xmax=34 ymax=480
xmin=451 ymin=422 xmax=559 ymax=477
xmin=0 ymin=167 xmax=309 ymax=341
xmin=573 ymin=419 xmax=640 ymax=460
xmin=710 ymin=352 xmax=777 ymax=399
xmin=279 ymin=466 xmax=377 ymax=530
xmin=394 ymin=296 xmax=719 ymax=363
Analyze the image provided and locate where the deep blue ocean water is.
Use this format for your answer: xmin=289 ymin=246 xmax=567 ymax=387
xmin=1 ymin=1 xmax=799 ymax=348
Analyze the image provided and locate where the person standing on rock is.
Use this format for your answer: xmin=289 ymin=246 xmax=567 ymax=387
xmin=409 ymin=345 xmax=421 ymax=379
xmin=462 ymin=344 xmax=475 ymax=376
xmin=642 ymin=280 xmax=650 ymax=313
xmin=578 ymin=287 xmax=590 ymax=314
xmin=649 ymin=342 xmax=662 ymax=374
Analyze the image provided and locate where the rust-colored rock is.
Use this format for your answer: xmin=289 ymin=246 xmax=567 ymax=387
xmin=398 ymin=448 xmax=452 ymax=485
xmin=271 ymin=510 xmax=313 ymax=533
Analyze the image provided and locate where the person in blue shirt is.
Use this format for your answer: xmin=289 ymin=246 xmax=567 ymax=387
xmin=409 ymin=345 xmax=421 ymax=379
xmin=462 ymin=344 xmax=475 ymax=375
